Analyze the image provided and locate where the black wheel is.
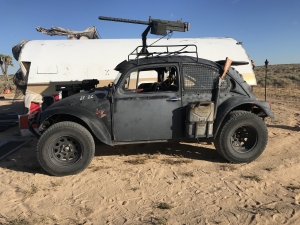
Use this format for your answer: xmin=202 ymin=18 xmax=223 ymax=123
xmin=37 ymin=122 xmax=95 ymax=176
xmin=214 ymin=111 xmax=268 ymax=163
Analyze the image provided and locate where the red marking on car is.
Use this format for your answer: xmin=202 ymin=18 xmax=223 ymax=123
xmin=95 ymin=109 xmax=106 ymax=118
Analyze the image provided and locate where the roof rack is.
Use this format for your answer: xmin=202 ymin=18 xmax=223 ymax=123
xmin=128 ymin=44 xmax=198 ymax=63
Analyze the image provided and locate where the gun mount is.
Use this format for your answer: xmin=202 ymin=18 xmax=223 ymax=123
xmin=98 ymin=16 xmax=190 ymax=54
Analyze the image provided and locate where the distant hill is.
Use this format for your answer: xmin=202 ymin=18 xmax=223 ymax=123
xmin=254 ymin=64 xmax=300 ymax=88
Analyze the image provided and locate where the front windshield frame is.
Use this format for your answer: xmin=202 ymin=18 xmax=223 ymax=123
xmin=113 ymin=72 xmax=122 ymax=85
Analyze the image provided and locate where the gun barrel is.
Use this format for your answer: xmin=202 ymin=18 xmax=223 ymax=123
xmin=99 ymin=16 xmax=149 ymax=25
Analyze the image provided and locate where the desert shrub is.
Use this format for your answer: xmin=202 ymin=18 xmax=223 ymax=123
xmin=272 ymin=78 xmax=293 ymax=87
xmin=0 ymin=75 xmax=15 ymax=92
xmin=257 ymin=77 xmax=275 ymax=87
xmin=284 ymin=75 xmax=300 ymax=82
xmin=256 ymin=67 xmax=300 ymax=88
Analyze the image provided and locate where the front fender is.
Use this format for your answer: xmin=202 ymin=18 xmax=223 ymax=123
xmin=213 ymin=96 xmax=274 ymax=139
xmin=38 ymin=106 xmax=112 ymax=146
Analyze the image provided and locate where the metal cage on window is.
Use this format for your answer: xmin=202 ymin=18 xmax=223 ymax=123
xmin=182 ymin=64 xmax=229 ymax=93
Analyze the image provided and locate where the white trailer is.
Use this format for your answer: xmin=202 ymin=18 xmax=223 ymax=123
xmin=14 ymin=37 xmax=257 ymax=136
xmin=16 ymin=37 xmax=256 ymax=96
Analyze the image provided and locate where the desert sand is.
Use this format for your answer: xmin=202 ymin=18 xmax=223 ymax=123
xmin=0 ymin=87 xmax=299 ymax=225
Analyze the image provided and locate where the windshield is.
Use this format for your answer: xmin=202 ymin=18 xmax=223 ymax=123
xmin=113 ymin=72 xmax=122 ymax=85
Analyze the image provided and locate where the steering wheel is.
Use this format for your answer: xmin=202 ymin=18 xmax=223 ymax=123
xmin=155 ymin=80 xmax=170 ymax=91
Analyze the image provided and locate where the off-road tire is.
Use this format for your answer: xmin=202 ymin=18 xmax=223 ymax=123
xmin=37 ymin=121 xmax=95 ymax=176
xmin=214 ymin=110 xmax=268 ymax=163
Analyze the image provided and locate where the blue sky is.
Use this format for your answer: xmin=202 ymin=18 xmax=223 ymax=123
xmin=1 ymin=0 xmax=299 ymax=74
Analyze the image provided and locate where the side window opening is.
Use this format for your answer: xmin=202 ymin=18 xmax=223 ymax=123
xmin=122 ymin=66 xmax=179 ymax=93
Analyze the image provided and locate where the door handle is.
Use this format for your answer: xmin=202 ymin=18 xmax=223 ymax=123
xmin=166 ymin=97 xmax=181 ymax=101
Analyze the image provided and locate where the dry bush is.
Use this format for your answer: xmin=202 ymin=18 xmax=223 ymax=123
xmin=220 ymin=164 xmax=237 ymax=172
xmin=0 ymin=75 xmax=15 ymax=93
xmin=156 ymin=202 xmax=174 ymax=210
xmin=254 ymin=64 xmax=300 ymax=88
xmin=180 ymin=171 xmax=194 ymax=177
xmin=241 ymin=175 xmax=262 ymax=182
xmin=253 ymin=86 xmax=300 ymax=102
xmin=162 ymin=158 xmax=192 ymax=165
xmin=286 ymin=185 xmax=300 ymax=191
xmin=4 ymin=217 xmax=31 ymax=225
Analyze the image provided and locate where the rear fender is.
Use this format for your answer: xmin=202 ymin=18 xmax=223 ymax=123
xmin=213 ymin=96 xmax=274 ymax=139
xmin=39 ymin=106 xmax=112 ymax=146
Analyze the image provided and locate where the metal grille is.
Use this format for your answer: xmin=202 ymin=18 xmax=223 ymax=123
xmin=182 ymin=64 xmax=228 ymax=93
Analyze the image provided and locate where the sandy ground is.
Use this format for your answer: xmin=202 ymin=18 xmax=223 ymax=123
xmin=0 ymin=89 xmax=299 ymax=225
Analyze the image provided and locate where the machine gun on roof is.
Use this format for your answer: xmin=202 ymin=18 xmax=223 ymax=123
xmin=98 ymin=16 xmax=190 ymax=54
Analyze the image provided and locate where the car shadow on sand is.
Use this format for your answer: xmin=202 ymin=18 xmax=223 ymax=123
xmin=0 ymin=138 xmax=225 ymax=175
xmin=0 ymin=99 xmax=26 ymax=115
xmin=0 ymin=137 xmax=46 ymax=175
xmin=95 ymin=141 xmax=225 ymax=163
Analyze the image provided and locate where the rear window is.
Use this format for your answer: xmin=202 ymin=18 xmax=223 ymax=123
xmin=182 ymin=63 xmax=228 ymax=93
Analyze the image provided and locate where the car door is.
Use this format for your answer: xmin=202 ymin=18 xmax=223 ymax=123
xmin=113 ymin=64 xmax=182 ymax=142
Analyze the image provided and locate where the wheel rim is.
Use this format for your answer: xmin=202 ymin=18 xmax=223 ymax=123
xmin=48 ymin=135 xmax=83 ymax=166
xmin=230 ymin=126 xmax=258 ymax=153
